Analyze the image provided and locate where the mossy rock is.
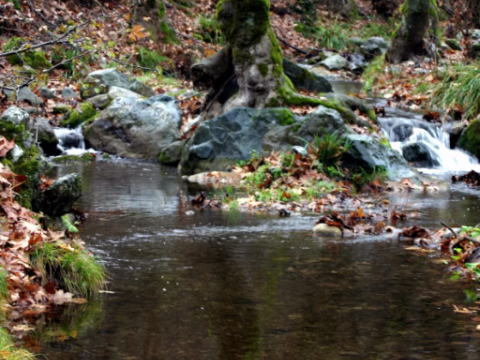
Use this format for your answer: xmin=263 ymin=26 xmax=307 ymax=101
xmin=458 ymin=119 xmax=480 ymax=160
xmin=51 ymin=153 xmax=96 ymax=164
xmin=60 ymin=103 xmax=98 ymax=128
xmin=3 ymin=37 xmax=52 ymax=69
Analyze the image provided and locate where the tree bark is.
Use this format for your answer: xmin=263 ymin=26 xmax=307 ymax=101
xmin=192 ymin=0 xmax=301 ymax=119
xmin=387 ymin=0 xmax=440 ymax=64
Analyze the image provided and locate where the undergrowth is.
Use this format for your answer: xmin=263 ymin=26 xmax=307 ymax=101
xmin=431 ymin=63 xmax=480 ymax=119
xmin=31 ymin=243 xmax=105 ymax=297
xmin=0 ymin=328 xmax=36 ymax=360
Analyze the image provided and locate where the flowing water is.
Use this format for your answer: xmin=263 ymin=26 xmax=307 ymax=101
xmin=34 ymin=82 xmax=480 ymax=359
xmin=34 ymin=160 xmax=480 ymax=360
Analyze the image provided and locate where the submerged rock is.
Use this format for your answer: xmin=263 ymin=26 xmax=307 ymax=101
xmin=32 ymin=173 xmax=82 ymax=216
xmin=84 ymin=95 xmax=181 ymax=159
xmin=313 ymin=223 xmax=343 ymax=237
xmin=343 ymin=134 xmax=436 ymax=184
xmin=320 ymin=55 xmax=349 ymax=71
xmin=159 ymin=140 xmax=186 ymax=165
xmin=402 ymin=143 xmax=439 ymax=168
xmin=458 ymin=119 xmax=480 ymax=159
xmin=283 ymin=58 xmax=333 ymax=93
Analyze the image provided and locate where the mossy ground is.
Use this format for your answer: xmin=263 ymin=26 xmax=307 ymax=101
xmin=31 ymin=242 xmax=105 ymax=297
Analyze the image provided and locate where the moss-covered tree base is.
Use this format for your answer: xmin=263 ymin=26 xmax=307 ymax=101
xmin=387 ymin=0 xmax=440 ymax=64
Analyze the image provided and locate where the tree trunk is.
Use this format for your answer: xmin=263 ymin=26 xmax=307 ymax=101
xmin=469 ymin=0 xmax=480 ymax=28
xmin=386 ymin=0 xmax=440 ymax=64
xmin=192 ymin=0 xmax=301 ymax=119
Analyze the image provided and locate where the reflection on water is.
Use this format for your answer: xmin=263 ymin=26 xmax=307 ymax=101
xmin=38 ymin=161 xmax=480 ymax=360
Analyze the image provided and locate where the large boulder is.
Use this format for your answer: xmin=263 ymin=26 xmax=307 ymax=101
xmin=401 ymin=142 xmax=439 ymax=168
xmin=282 ymin=58 xmax=333 ymax=93
xmin=320 ymin=54 xmax=350 ymax=71
xmin=343 ymin=134 xmax=434 ymax=183
xmin=81 ymin=69 xmax=155 ymax=99
xmin=32 ymin=173 xmax=82 ymax=216
xmin=180 ymin=106 xmax=347 ymax=174
xmin=26 ymin=117 xmax=61 ymax=156
xmin=84 ymin=95 xmax=181 ymax=159
xmin=159 ymin=140 xmax=186 ymax=165
xmin=0 ymin=106 xmax=29 ymax=126
xmin=458 ymin=119 xmax=480 ymax=159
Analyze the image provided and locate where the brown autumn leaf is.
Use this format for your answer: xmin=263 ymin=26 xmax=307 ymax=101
xmin=0 ymin=136 xmax=14 ymax=157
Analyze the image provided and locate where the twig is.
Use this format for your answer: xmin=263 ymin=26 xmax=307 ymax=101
xmin=26 ymin=0 xmax=56 ymax=30
xmin=441 ymin=222 xmax=458 ymax=238
xmin=203 ymin=73 xmax=235 ymax=113
xmin=449 ymin=236 xmax=480 ymax=254
xmin=0 ymin=20 xmax=91 ymax=58
xmin=101 ymin=51 xmax=159 ymax=72
xmin=177 ymin=91 xmax=205 ymax=102
xmin=276 ymin=34 xmax=307 ymax=54
xmin=42 ymin=50 xmax=97 ymax=73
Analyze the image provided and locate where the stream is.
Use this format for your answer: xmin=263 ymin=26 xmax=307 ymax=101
xmin=33 ymin=82 xmax=480 ymax=359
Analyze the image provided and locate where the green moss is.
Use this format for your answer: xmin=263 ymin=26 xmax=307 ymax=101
xmin=268 ymin=28 xmax=284 ymax=78
xmin=0 ymin=120 xmax=25 ymax=142
xmin=60 ymin=103 xmax=97 ymax=128
xmin=3 ymin=38 xmax=52 ymax=68
xmin=0 ymin=269 xmax=7 ymax=302
xmin=292 ymin=123 xmax=301 ymax=133
xmin=158 ymin=0 xmax=166 ymax=17
xmin=275 ymin=108 xmax=294 ymax=125
xmin=458 ymin=119 xmax=480 ymax=159
xmin=53 ymin=104 xmax=73 ymax=115
xmin=258 ymin=63 xmax=269 ymax=77
xmin=137 ymin=47 xmax=171 ymax=70
xmin=31 ymin=242 xmax=105 ymax=297
xmin=160 ymin=21 xmax=179 ymax=44
xmin=52 ymin=153 xmax=96 ymax=164
xmin=217 ymin=0 xmax=271 ymax=61
xmin=7 ymin=0 xmax=22 ymax=10
xmin=362 ymin=54 xmax=386 ymax=93
xmin=158 ymin=153 xmax=171 ymax=163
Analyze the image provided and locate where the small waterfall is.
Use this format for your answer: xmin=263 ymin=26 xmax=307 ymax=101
xmin=54 ymin=126 xmax=91 ymax=155
xmin=376 ymin=102 xmax=480 ymax=174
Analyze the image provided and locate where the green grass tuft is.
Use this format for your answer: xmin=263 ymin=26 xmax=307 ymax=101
xmin=0 ymin=268 xmax=7 ymax=301
xmin=31 ymin=243 xmax=105 ymax=297
xmin=431 ymin=64 xmax=480 ymax=120
xmin=0 ymin=328 xmax=36 ymax=360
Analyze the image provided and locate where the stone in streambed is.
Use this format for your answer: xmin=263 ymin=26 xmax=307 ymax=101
xmin=313 ymin=223 xmax=343 ymax=237
xmin=84 ymin=94 xmax=181 ymax=159
xmin=32 ymin=173 xmax=82 ymax=216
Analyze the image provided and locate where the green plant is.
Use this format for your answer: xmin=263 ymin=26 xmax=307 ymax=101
xmin=362 ymin=54 xmax=386 ymax=93
xmin=31 ymin=243 xmax=105 ymax=297
xmin=198 ymin=16 xmax=225 ymax=44
xmin=314 ymin=22 xmax=347 ymax=51
xmin=137 ymin=47 xmax=171 ymax=71
xmin=310 ymin=131 xmax=352 ymax=168
xmin=431 ymin=64 xmax=480 ymax=119
xmin=0 ymin=268 xmax=7 ymax=301
xmin=0 ymin=328 xmax=35 ymax=360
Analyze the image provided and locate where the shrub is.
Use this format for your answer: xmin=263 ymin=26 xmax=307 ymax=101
xmin=310 ymin=131 xmax=351 ymax=168
xmin=198 ymin=16 xmax=224 ymax=44
xmin=137 ymin=47 xmax=171 ymax=71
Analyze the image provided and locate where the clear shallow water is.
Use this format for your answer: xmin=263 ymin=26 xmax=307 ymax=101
xmin=32 ymin=160 xmax=480 ymax=360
